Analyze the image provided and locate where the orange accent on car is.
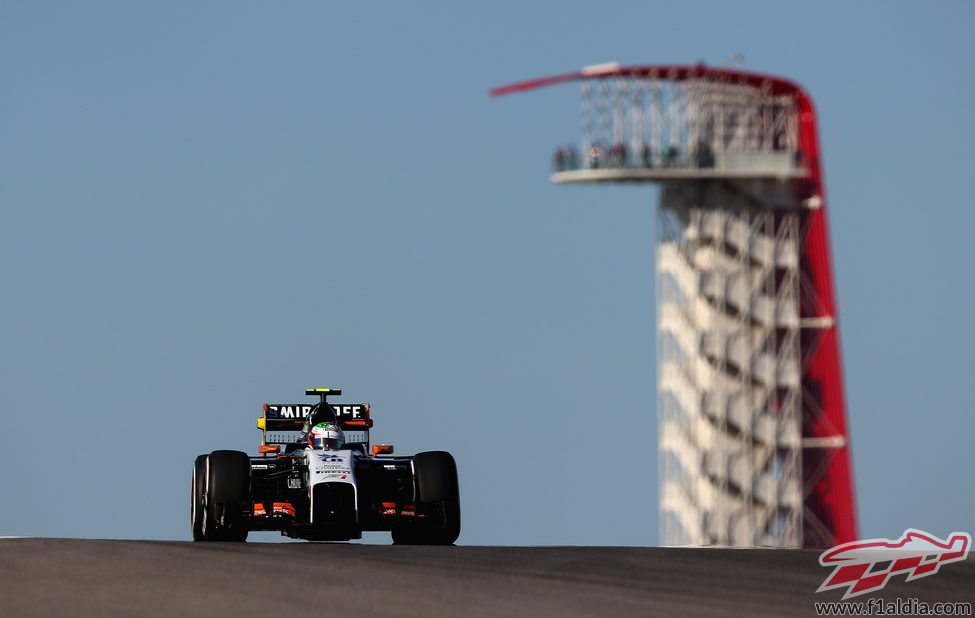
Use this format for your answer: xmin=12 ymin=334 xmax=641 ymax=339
xmin=253 ymin=502 xmax=296 ymax=517
xmin=372 ymin=444 xmax=394 ymax=455
xmin=376 ymin=502 xmax=424 ymax=517
xmin=273 ymin=502 xmax=295 ymax=516
xmin=258 ymin=445 xmax=281 ymax=454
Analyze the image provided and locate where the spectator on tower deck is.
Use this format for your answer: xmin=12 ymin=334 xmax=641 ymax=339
xmin=566 ymin=144 xmax=578 ymax=170
xmin=641 ymin=142 xmax=652 ymax=168
xmin=695 ymin=139 xmax=715 ymax=169
xmin=664 ymin=141 xmax=679 ymax=167
xmin=553 ymin=147 xmax=566 ymax=172
xmin=588 ymin=144 xmax=601 ymax=169
xmin=613 ymin=142 xmax=628 ymax=168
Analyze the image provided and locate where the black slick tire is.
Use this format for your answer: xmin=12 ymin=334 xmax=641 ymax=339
xmin=202 ymin=450 xmax=250 ymax=542
xmin=392 ymin=451 xmax=460 ymax=545
xmin=191 ymin=455 xmax=207 ymax=541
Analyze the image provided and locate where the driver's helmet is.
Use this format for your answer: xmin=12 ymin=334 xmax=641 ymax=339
xmin=308 ymin=422 xmax=345 ymax=450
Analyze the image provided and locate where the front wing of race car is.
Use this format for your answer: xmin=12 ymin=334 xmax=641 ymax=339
xmin=246 ymin=450 xmax=419 ymax=541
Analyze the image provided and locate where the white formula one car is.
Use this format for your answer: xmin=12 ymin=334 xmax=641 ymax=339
xmin=191 ymin=388 xmax=460 ymax=544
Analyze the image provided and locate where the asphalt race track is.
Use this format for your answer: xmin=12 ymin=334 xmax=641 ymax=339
xmin=0 ymin=539 xmax=972 ymax=617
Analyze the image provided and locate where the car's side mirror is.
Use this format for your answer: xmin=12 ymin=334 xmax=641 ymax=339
xmin=371 ymin=444 xmax=394 ymax=455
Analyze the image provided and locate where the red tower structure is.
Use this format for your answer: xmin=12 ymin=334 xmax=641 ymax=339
xmin=493 ymin=64 xmax=857 ymax=548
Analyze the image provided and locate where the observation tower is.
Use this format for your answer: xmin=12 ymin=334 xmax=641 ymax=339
xmin=492 ymin=64 xmax=857 ymax=548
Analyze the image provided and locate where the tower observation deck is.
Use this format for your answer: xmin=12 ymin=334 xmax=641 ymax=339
xmin=492 ymin=64 xmax=857 ymax=548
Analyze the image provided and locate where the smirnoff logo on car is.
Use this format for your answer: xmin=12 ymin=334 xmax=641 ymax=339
xmin=273 ymin=405 xmax=313 ymax=419
xmin=271 ymin=404 xmax=366 ymax=419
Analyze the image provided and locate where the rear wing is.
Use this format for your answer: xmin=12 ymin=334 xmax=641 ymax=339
xmin=257 ymin=401 xmax=373 ymax=449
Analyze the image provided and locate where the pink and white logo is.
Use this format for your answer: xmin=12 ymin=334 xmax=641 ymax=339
xmin=817 ymin=529 xmax=971 ymax=599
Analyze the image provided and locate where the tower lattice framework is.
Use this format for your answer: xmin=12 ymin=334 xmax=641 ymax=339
xmin=493 ymin=64 xmax=857 ymax=548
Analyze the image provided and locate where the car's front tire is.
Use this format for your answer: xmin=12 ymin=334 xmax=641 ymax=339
xmin=201 ymin=450 xmax=250 ymax=542
xmin=392 ymin=451 xmax=460 ymax=545
xmin=191 ymin=455 xmax=207 ymax=541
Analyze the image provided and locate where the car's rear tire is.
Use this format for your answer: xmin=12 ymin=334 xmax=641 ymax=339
xmin=202 ymin=450 xmax=250 ymax=542
xmin=191 ymin=455 xmax=207 ymax=541
xmin=392 ymin=451 xmax=460 ymax=545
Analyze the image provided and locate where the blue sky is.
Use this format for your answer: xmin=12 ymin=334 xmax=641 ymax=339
xmin=1 ymin=2 xmax=972 ymax=545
